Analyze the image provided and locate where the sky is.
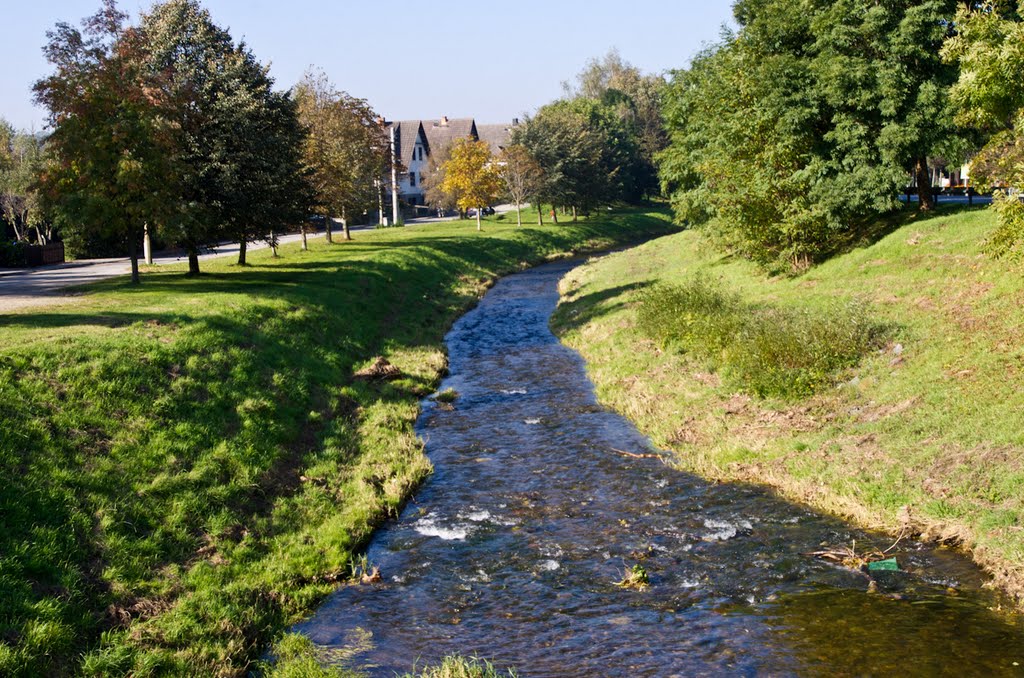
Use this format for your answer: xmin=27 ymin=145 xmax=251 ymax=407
xmin=1 ymin=0 xmax=736 ymax=132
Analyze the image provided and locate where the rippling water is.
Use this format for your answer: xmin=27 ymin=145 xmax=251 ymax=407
xmin=296 ymin=259 xmax=1024 ymax=676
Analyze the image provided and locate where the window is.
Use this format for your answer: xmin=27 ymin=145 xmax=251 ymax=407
xmin=418 ymin=147 xmax=424 ymax=161
xmin=409 ymin=172 xmax=416 ymax=187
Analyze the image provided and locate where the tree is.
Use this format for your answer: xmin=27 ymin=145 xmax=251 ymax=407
xmin=295 ymin=69 xmax=391 ymax=242
xmin=421 ymin=142 xmax=458 ymax=217
xmin=0 ymin=126 xmax=47 ymax=244
xmin=565 ymin=48 xmax=667 ymax=198
xmin=658 ymin=0 xmax=962 ymax=271
xmin=139 ymin=0 xmax=300 ymax=275
xmin=514 ymin=98 xmax=641 ymax=219
xmin=943 ymin=2 xmax=1024 ymax=256
xmin=497 ymin=144 xmax=544 ymax=227
xmin=35 ymin=0 xmax=176 ymax=283
xmin=440 ymin=138 xmax=501 ymax=231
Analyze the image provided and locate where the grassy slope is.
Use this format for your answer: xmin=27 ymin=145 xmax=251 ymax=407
xmin=0 ymin=206 xmax=676 ymax=676
xmin=553 ymin=205 xmax=1024 ymax=604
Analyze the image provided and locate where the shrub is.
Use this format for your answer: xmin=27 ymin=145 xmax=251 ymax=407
xmin=987 ymin=191 xmax=1024 ymax=259
xmin=725 ymin=302 xmax=883 ymax=398
xmin=637 ymin=277 xmax=885 ymax=399
xmin=0 ymin=239 xmax=28 ymax=267
xmin=636 ymin=277 xmax=743 ymax=362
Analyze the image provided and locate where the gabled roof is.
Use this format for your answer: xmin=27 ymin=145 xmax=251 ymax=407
xmin=422 ymin=117 xmax=478 ymax=156
xmin=476 ymin=123 xmax=516 ymax=156
xmin=388 ymin=120 xmax=425 ymax=169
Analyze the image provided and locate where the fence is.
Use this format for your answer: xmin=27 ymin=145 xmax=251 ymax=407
xmin=24 ymin=242 xmax=66 ymax=267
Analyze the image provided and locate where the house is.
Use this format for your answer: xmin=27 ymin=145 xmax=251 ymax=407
xmin=476 ymin=119 xmax=519 ymax=157
xmin=384 ymin=116 xmax=519 ymax=212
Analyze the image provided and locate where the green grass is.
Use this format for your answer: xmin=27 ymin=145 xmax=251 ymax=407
xmin=0 ymin=206 xmax=676 ymax=676
xmin=552 ymin=204 xmax=1024 ymax=604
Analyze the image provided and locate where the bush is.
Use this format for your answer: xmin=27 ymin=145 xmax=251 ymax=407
xmin=637 ymin=277 xmax=885 ymax=399
xmin=987 ymin=191 xmax=1024 ymax=259
xmin=0 ymin=239 xmax=28 ymax=267
xmin=636 ymin=277 xmax=743 ymax=362
xmin=725 ymin=303 xmax=883 ymax=398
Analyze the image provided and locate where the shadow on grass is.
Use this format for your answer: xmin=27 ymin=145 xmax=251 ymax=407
xmin=554 ymin=281 xmax=653 ymax=336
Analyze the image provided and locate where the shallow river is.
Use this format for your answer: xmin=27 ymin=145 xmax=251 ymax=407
xmin=297 ymin=259 xmax=1024 ymax=676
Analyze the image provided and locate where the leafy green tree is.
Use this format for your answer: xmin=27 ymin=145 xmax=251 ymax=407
xmin=943 ymin=2 xmax=1024 ymax=257
xmin=140 ymin=0 xmax=307 ymax=273
xmin=514 ymin=98 xmax=642 ymax=220
xmin=0 ymin=125 xmax=48 ymax=244
xmin=659 ymin=0 xmax=961 ymax=271
xmin=440 ymin=138 xmax=501 ymax=231
xmin=295 ymin=69 xmax=391 ymax=242
xmin=35 ymin=0 xmax=177 ymax=282
xmin=566 ymin=48 xmax=667 ymax=198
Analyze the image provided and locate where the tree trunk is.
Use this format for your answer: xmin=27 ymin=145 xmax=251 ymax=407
xmin=537 ymin=202 xmax=543 ymax=226
xmin=301 ymin=224 xmax=308 ymax=251
xmin=476 ymin=206 xmax=482 ymax=232
xmin=325 ymin=216 xmax=333 ymax=243
xmin=516 ymin=202 xmax=522 ymax=227
xmin=915 ymin=157 xmax=934 ymax=211
xmin=343 ymin=207 xmax=351 ymax=240
xmin=237 ymin=238 xmax=247 ymax=266
xmin=551 ymin=207 xmax=559 ymax=225
xmin=270 ymin=230 xmax=279 ymax=257
xmin=127 ymin=232 xmax=140 ymax=284
xmin=572 ymin=206 xmax=578 ymax=222
xmin=187 ymin=246 xmax=200 ymax=276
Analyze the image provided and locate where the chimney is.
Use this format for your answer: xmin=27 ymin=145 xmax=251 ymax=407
xmin=512 ymin=118 xmax=519 ymax=126
xmin=440 ymin=116 xmax=449 ymax=127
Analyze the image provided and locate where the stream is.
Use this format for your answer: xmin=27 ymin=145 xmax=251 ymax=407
xmin=296 ymin=258 xmax=1024 ymax=676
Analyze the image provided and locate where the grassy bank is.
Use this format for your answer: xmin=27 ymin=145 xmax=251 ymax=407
xmin=0 ymin=206 xmax=676 ymax=676
xmin=553 ymin=205 xmax=1024 ymax=604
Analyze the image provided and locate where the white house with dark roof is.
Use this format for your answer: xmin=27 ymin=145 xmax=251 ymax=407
xmin=384 ymin=116 xmax=518 ymax=210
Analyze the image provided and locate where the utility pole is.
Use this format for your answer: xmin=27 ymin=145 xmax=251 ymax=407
xmin=390 ymin=124 xmax=400 ymax=226
xmin=143 ymin=223 xmax=153 ymax=265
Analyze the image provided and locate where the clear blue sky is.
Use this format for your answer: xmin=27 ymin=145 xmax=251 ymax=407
xmin=2 ymin=0 xmax=735 ymax=131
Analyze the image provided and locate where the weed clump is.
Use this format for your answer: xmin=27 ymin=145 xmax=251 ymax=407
xmin=637 ymin=278 xmax=885 ymax=399
xmin=435 ymin=388 xmax=459 ymax=404
xmin=615 ymin=563 xmax=650 ymax=590
xmin=404 ymin=654 xmax=518 ymax=677
xmin=636 ymin=276 xmax=742 ymax=358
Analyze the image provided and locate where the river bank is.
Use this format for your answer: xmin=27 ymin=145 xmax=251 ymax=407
xmin=0 ymin=206 xmax=676 ymax=675
xmin=552 ymin=204 xmax=1024 ymax=608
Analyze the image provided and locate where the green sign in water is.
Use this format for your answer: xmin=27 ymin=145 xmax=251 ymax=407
xmin=867 ymin=558 xmax=900 ymax=572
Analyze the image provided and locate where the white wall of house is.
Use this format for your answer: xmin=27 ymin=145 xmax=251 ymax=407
xmin=398 ymin=135 xmax=427 ymax=204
